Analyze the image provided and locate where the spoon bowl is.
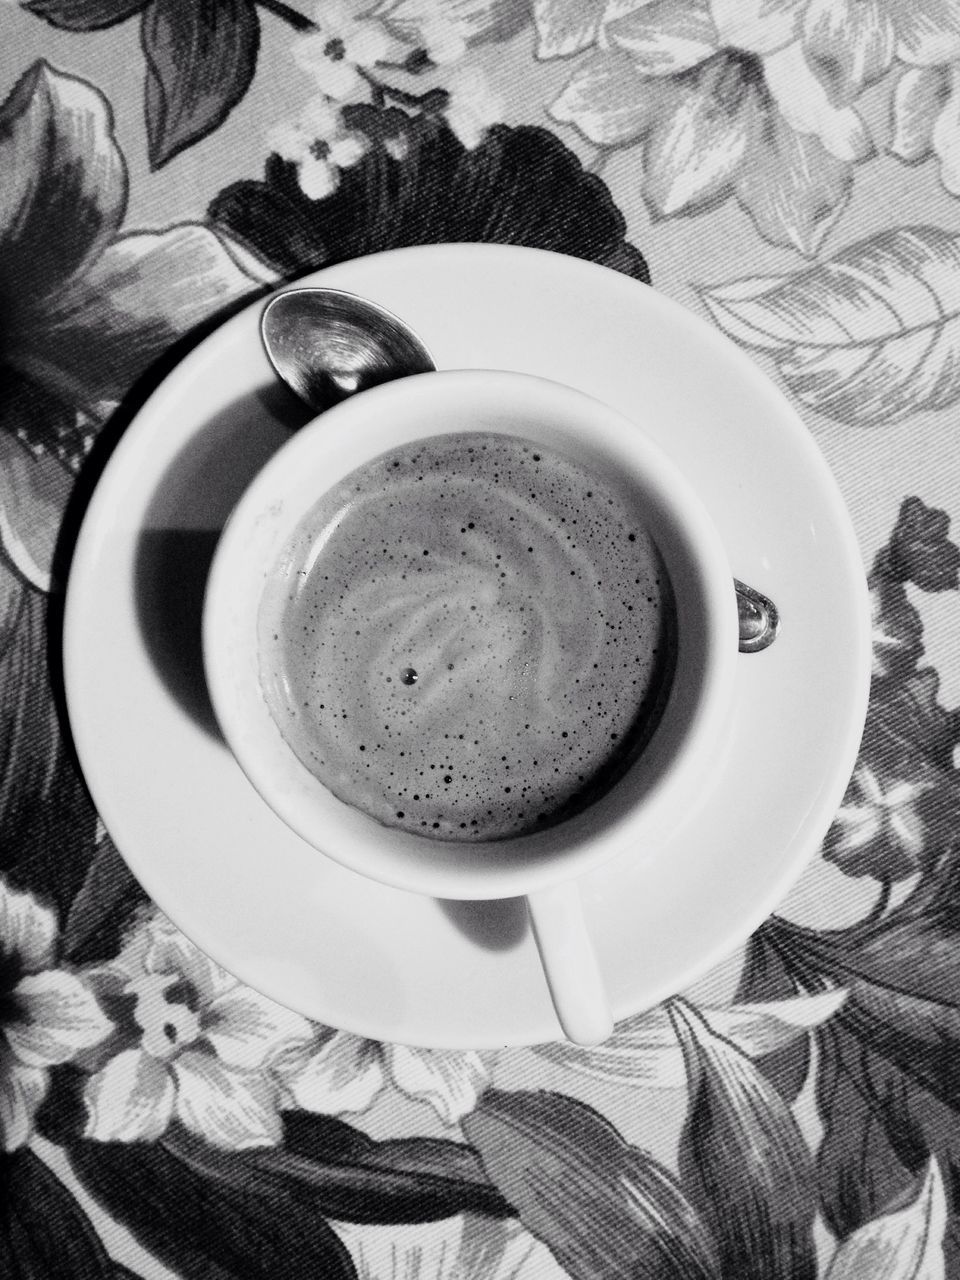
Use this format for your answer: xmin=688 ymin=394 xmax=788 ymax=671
xmin=261 ymin=287 xmax=436 ymax=413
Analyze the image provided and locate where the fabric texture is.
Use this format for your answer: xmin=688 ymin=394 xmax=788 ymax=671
xmin=2 ymin=1 xmax=960 ymax=1276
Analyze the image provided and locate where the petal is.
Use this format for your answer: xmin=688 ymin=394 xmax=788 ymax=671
xmin=379 ymin=0 xmax=529 ymax=51
xmin=0 ymin=61 xmax=126 ymax=312
xmin=144 ymin=918 xmax=237 ymax=1007
xmin=831 ymin=804 xmax=883 ymax=850
xmin=83 ymin=1048 xmax=175 ymax=1142
xmin=7 ymin=969 xmax=113 ymax=1067
xmin=710 ymin=0 xmax=805 ymax=53
xmin=885 ymin=779 xmax=928 ymax=807
xmin=735 ymin=110 xmax=852 ymax=255
xmin=803 ymin=0 xmax=893 ymax=106
xmin=205 ymin=985 xmax=313 ymax=1070
xmin=895 ymin=0 xmax=960 ymax=67
xmin=0 ymin=1049 xmax=48 ymax=1152
xmin=549 ymin=48 xmax=662 ymax=145
xmin=282 ymin=1032 xmax=385 ymax=1115
xmin=174 ymin=1052 xmax=282 ymax=1149
xmin=0 ymin=405 xmax=72 ymax=593
xmin=763 ymin=43 xmax=873 ymax=163
xmin=890 ymin=808 xmax=926 ymax=855
xmin=533 ymin=0 xmax=606 ymax=58
xmin=385 ymin=1045 xmax=488 ymax=1125
xmin=329 ymin=135 xmax=369 ymax=169
xmin=607 ymin=0 xmax=718 ymax=75
xmin=890 ymin=66 xmax=949 ymax=162
xmin=932 ymin=67 xmax=960 ymax=196
xmin=643 ymin=54 xmax=756 ymax=215
xmin=442 ymin=65 xmax=504 ymax=149
xmin=857 ymin=766 xmax=885 ymax=805
xmin=348 ymin=22 xmax=394 ymax=66
xmin=331 ymin=1216 xmax=565 ymax=1280
xmin=299 ymin=155 xmax=341 ymax=200
xmin=293 ymin=37 xmax=367 ymax=101
xmin=27 ymin=224 xmax=264 ymax=406
xmin=0 ymin=879 xmax=56 ymax=972
xmin=20 ymin=1 xmax=144 ymax=31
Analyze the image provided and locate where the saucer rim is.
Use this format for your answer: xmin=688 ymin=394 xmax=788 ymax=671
xmin=63 ymin=243 xmax=871 ymax=1047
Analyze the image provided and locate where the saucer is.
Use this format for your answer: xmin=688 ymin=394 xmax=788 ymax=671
xmin=63 ymin=244 xmax=870 ymax=1048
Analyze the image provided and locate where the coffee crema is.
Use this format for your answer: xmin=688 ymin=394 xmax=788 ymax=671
xmin=258 ymin=431 xmax=676 ymax=841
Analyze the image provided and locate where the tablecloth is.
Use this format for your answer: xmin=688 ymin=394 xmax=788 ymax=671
xmin=3 ymin=2 xmax=960 ymax=1277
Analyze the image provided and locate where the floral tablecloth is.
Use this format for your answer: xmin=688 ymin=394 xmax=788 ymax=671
xmin=4 ymin=1 xmax=960 ymax=1277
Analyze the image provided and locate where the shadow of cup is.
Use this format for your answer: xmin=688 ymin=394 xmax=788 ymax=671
xmin=134 ymin=383 xmax=307 ymax=738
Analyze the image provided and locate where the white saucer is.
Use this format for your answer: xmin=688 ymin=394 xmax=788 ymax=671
xmin=63 ymin=245 xmax=870 ymax=1049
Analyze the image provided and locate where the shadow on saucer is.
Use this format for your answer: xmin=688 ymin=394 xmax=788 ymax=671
xmin=436 ymin=897 xmax=529 ymax=951
xmin=134 ymin=383 xmax=312 ymax=738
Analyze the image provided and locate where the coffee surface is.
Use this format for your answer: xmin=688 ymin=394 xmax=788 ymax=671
xmin=259 ymin=431 xmax=675 ymax=840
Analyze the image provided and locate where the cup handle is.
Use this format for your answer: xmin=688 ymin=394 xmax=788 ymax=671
xmin=526 ymin=881 xmax=613 ymax=1045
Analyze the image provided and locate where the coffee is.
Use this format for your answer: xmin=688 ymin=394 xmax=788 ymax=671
xmin=258 ymin=432 xmax=676 ymax=841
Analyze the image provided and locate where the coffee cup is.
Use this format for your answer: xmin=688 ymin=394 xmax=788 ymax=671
xmin=202 ymin=370 xmax=738 ymax=1044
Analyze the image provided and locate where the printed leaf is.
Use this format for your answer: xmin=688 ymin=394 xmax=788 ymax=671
xmin=464 ymin=1088 xmax=719 ymax=1279
xmin=141 ymin=0 xmax=260 ymax=169
xmin=165 ymin=1113 xmax=512 ymax=1223
xmin=0 ymin=590 xmax=100 ymax=916
xmin=701 ymin=226 xmax=960 ymax=426
xmin=67 ymin=1136 xmax=359 ymax=1279
xmin=817 ymin=1022 xmax=926 ymax=1243
xmin=825 ymin=1158 xmax=947 ymax=1280
xmin=534 ymin=990 xmax=844 ymax=1090
xmin=0 ymin=1147 xmax=113 ymax=1278
xmin=21 ymin=1 xmax=144 ymax=31
xmin=735 ymin=933 xmax=814 ymax=1104
xmin=670 ymin=999 xmax=818 ymax=1280
xmin=888 ymin=497 xmax=960 ymax=592
xmin=758 ymin=905 xmax=960 ymax=1263
xmin=62 ymin=836 xmax=148 ymax=965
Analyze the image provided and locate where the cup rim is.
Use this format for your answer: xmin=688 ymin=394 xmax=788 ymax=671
xmin=203 ymin=369 xmax=739 ymax=899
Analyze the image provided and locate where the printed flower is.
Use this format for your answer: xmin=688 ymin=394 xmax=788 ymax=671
xmin=83 ymin=914 xmax=313 ymax=1148
xmin=0 ymin=878 xmax=112 ymax=1151
xmin=292 ymin=1 xmax=398 ymax=101
xmin=0 ymin=61 xmax=261 ymax=592
xmin=210 ymin=107 xmax=649 ymax=282
xmin=331 ymin=1215 xmax=567 ymax=1280
xmin=546 ymin=0 xmax=872 ymax=254
xmin=276 ymin=1028 xmax=488 ymax=1126
xmin=824 ymin=763 xmax=940 ymax=881
xmin=268 ymin=95 xmax=371 ymax=200
xmin=805 ymin=0 xmax=960 ymax=108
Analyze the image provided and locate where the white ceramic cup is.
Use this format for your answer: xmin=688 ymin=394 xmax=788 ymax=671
xmin=203 ymin=370 xmax=738 ymax=1044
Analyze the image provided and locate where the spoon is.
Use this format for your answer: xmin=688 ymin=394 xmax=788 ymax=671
xmin=261 ymin=287 xmax=435 ymax=413
xmin=261 ymin=287 xmax=779 ymax=652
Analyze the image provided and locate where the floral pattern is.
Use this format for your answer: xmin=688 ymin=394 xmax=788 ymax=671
xmin=3 ymin=0 xmax=960 ymax=1277
xmin=277 ymin=1028 xmax=489 ymax=1126
xmin=82 ymin=912 xmax=314 ymax=1148
xmin=0 ymin=880 xmax=111 ymax=1152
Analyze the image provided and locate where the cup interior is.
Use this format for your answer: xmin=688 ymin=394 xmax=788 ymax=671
xmin=203 ymin=370 xmax=738 ymax=900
